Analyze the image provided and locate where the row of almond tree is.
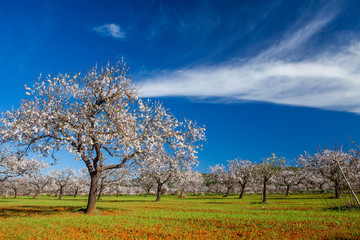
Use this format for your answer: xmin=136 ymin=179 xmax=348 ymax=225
xmin=0 ymin=60 xmax=359 ymax=214
xmin=1 ymin=146 xmax=359 ymax=204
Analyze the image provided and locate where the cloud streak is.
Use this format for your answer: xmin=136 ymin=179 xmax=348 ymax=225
xmin=93 ymin=23 xmax=125 ymax=39
xmin=140 ymin=7 xmax=360 ymax=114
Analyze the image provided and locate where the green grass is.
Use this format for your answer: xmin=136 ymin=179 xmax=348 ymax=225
xmin=0 ymin=194 xmax=359 ymax=239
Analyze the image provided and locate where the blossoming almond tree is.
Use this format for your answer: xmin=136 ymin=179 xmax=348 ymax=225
xmin=69 ymin=168 xmax=90 ymax=198
xmin=97 ymin=167 xmax=129 ymax=200
xmin=210 ymin=164 xmax=236 ymax=197
xmin=228 ymin=158 xmax=255 ymax=199
xmin=275 ymin=167 xmax=306 ymax=197
xmin=50 ymin=168 xmax=75 ymax=200
xmin=0 ymin=149 xmax=46 ymax=183
xmin=257 ymin=154 xmax=285 ymax=203
xmin=27 ymin=173 xmax=52 ymax=199
xmin=174 ymin=171 xmax=204 ymax=197
xmin=138 ymin=133 xmax=204 ymax=201
xmin=137 ymin=107 xmax=205 ymax=202
xmin=0 ymin=60 xmax=205 ymax=213
xmin=299 ymin=148 xmax=354 ymax=199
xmin=137 ymin=174 xmax=156 ymax=196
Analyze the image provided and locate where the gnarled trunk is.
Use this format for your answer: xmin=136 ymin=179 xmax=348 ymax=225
xmin=85 ymin=172 xmax=99 ymax=214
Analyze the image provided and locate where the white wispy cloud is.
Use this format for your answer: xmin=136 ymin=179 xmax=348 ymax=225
xmin=140 ymin=8 xmax=360 ymax=114
xmin=93 ymin=23 xmax=125 ymax=39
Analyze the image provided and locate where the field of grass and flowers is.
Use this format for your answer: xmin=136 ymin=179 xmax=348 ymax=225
xmin=0 ymin=194 xmax=359 ymax=239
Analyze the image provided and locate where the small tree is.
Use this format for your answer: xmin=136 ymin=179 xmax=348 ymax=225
xmin=69 ymin=168 xmax=89 ymax=198
xmin=0 ymin=149 xmax=45 ymax=182
xmin=139 ymin=151 xmax=191 ymax=202
xmin=299 ymin=147 xmax=354 ymax=199
xmin=228 ymin=158 xmax=255 ymax=199
xmin=276 ymin=167 xmax=305 ymax=197
xmin=257 ymin=153 xmax=285 ymax=203
xmin=50 ymin=168 xmax=75 ymax=200
xmin=5 ymin=177 xmax=27 ymax=198
xmin=137 ymin=175 xmax=156 ymax=196
xmin=174 ymin=171 xmax=204 ymax=197
xmin=97 ymin=168 xmax=129 ymax=200
xmin=210 ymin=164 xmax=236 ymax=197
xmin=27 ymin=173 xmax=52 ymax=199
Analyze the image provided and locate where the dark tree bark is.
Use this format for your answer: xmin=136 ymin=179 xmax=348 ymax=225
xmin=97 ymin=187 xmax=103 ymax=200
xmin=156 ymin=184 xmax=162 ymax=202
xmin=145 ymin=186 xmax=152 ymax=197
xmin=59 ymin=186 xmax=63 ymax=200
xmin=239 ymin=183 xmax=247 ymax=199
xmin=334 ymin=181 xmax=340 ymax=199
xmin=13 ymin=188 xmax=17 ymax=199
xmin=262 ymin=176 xmax=268 ymax=203
xmin=224 ymin=186 xmax=232 ymax=197
xmin=85 ymin=172 xmax=99 ymax=214
xmin=285 ymin=185 xmax=291 ymax=197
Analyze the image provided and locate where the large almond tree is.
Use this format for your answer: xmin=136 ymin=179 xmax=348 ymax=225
xmin=0 ymin=60 xmax=205 ymax=213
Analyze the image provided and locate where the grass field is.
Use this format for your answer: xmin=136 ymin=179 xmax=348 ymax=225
xmin=0 ymin=194 xmax=359 ymax=239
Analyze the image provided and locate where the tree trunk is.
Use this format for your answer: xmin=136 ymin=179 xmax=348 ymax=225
xmin=85 ymin=172 xmax=100 ymax=214
xmin=156 ymin=184 xmax=162 ymax=202
xmin=334 ymin=181 xmax=340 ymax=199
xmin=59 ymin=186 xmax=63 ymax=200
xmin=239 ymin=183 xmax=246 ymax=199
xmin=180 ymin=189 xmax=185 ymax=198
xmin=97 ymin=187 xmax=103 ymax=200
xmin=145 ymin=187 xmax=151 ymax=197
xmin=33 ymin=191 xmax=39 ymax=199
xmin=262 ymin=177 xmax=268 ymax=203
xmin=285 ymin=185 xmax=290 ymax=197
xmin=74 ymin=189 xmax=78 ymax=198
xmin=225 ymin=186 xmax=232 ymax=197
xmin=14 ymin=188 xmax=17 ymax=199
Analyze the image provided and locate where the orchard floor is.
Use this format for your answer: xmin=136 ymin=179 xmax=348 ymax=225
xmin=0 ymin=194 xmax=359 ymax=239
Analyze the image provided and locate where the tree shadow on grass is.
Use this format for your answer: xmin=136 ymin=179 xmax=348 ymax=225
xmin=204 ymin=202 xmax=233 ymax=204
xmin=98 ymin=199 xmax=152 ymax=203
xmin=59 ymin=198 xmax=89 ymax=202
xmin=268 ymin=197 xmax=323 ymax=200
xmin=0 ymin=205 xmax=80 ymax=218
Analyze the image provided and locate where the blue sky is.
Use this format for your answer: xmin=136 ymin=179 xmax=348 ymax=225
xmin=1 ymin=0 xmax=360 ymax=172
